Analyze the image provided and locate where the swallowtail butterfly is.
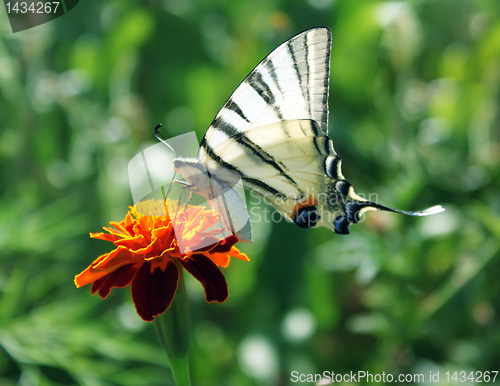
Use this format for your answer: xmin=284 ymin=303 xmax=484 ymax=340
xmin=163 ymin=27 xmax=444 ymax=242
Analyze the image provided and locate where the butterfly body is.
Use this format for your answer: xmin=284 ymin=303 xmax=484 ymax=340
xmin=170 ymin=27 xmax=443 ymax=240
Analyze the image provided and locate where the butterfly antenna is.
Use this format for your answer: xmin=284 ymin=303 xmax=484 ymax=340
xmin=154 ymin=123 xmax=176 ymax=155
xmin=154 ymin=123 xmax=180 ymax=203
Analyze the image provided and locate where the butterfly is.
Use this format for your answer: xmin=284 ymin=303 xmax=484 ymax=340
xmin=159 ymin=27 xmax=444 ymax=243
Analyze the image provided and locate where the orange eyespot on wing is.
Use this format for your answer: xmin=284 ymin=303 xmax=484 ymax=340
xmin=292 ymin=196 xmax=320 ymax=229
xmin=292 ymin=196 xmax=317 ymax=218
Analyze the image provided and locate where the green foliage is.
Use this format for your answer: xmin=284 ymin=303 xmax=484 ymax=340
xmin=1 ymin=0 xmax=499 ymax=385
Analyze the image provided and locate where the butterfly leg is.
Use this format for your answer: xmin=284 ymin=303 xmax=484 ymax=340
xmin=204 ymin=181 xmax=227 ymax=242
xmin=217 ymin=197 xmax=231 ymax=243
xmin=174 ymin=180 xmax=207 ymax=236
xmin=178 ymin=188 xmax=193 ymax=235
xmin=210 ymin=191 xmax=236 ymax=244
xmin=206 ymin=197 xmax=226 ymax=241
xmin=171 ymin=180 xmax=194 ymax=227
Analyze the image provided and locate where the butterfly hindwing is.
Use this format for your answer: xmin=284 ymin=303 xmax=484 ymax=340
xmin=204 ymin=119 xmax=349 ymax=232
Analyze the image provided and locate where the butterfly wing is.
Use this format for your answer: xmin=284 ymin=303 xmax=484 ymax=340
xmin=199 ymin=27 xmax=331 ymax=154
xmin=197 ymin=27 xmax=443 ymax=235
xmin=198 ymin=28 xmax=348 ymax=230
xmin=208 ymin=118 xmax=344 ymax=225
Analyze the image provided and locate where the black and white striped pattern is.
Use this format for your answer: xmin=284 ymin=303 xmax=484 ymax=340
xmin=199 ymin=27 xmax=331 ymax=156
xmin=198 ymin=28 xmax=332 ymax=203
xmin=173 ymin=27 xmax=444 ymax=239
xmin=194 ymin=28 xmax=346 ymax=232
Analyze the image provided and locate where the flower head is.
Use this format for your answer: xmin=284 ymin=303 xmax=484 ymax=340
xmin=75 ymin=199 xmax=249 ymax=321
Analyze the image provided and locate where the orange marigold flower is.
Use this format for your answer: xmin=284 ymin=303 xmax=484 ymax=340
xmin=75 ymin=199 xmax=249 ymax=321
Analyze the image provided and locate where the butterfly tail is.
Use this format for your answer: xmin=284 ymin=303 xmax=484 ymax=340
xmin=364 ymin=203 xmax=445 ymax=217
xmin=333 ymin=200 xmax=445 ymax=235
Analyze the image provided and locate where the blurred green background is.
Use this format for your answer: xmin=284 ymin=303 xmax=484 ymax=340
xmin=1 ymin=0 xmax=499 ymax=385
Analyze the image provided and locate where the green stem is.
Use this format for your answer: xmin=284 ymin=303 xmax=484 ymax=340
xmin=153 ymin=267 xmax=191 ymax=386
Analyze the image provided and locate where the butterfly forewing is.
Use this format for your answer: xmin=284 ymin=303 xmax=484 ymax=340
xmin=199 ymin=27 xmax=331 ymax=161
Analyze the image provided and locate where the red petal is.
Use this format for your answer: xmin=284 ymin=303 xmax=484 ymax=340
xmin=131 ymin=260 xmax=179 ymax=321
xmin=182 ymin=236 xmax=220 ymax=254
xmin=208 ymin=235 xmax=238 ymax=254
xmin=179 ymin=255 xmax=228 ymax=303
xmin=91 ymin=263 xmax=139 ymax=298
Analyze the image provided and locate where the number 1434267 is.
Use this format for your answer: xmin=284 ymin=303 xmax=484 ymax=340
xmin=445 ymin=371 xmax=498 ymax=383
xmin=5 ymin=2 xmax=60 ymax=13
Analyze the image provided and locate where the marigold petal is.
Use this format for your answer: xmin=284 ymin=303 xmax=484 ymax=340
xmin=205 ymin=242 xmax=250 ymax=267
xmin=227 ymin=247 xmax=250 ymax=262
xmin=90 ymin=232 xmax=120 ymax=242
xmin=206 ymin=253 xmax=231 ymax=268
xmin=75 ymin=246 xmax=139 ymax=287
xmin=150 ymin=225 xmax=175 ymax=251
xmin=182 ymin=236 xmax=220 ymax=255
xmin=179 ymin=255 xmax=228 ymax=303
xmin=124 ymin=227 xmax=173 ymax=256
xmin=102 ymin=225 xmax=126 ymax=235
xmin=175 ymin=206 xmax=218 ymax=238
xmin=123 ymin=212 xmax=136 ymax=227
xmin=90 ymin=263 xmax=139 ymax=298
xmin=74 ymin=254 xmax=106 ymax=287
xmin=109 ymin=217 xmax=133 ymax=235
xmin=184 ymin=216 xmax=211 ymax=235
xmin=114 ymin=234 xmax=147 ymax=251
xmin=130 ymin=222 xmax=151 ymax=241
xmin=206 ymin=246 xmax=249 ymax=267
xmin=91 ymin=246 xmax=137 ymax=269
xmin=131 ymin=260 xmax=179 ymax=321
xmin=210 ymin=235 xmax=238 ymax=253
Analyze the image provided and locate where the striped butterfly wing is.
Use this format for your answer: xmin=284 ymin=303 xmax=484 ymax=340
xmin=206 ymin=119 xmax=346 ymax=230
xmin=198 ymin=27 xmax=352 ymax=233
xmin=199 ymin=27 xmax=330 ymax=157
xmin=196 ymin=27 xmax=444 ymax=236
